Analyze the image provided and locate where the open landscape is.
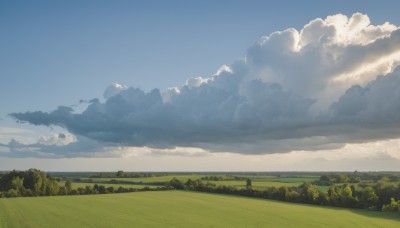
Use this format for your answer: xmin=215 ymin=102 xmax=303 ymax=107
xmin=1 ymin=170 xmax=400 ymax=227
xmin=2 ymin=1 xmax=400 ymax=227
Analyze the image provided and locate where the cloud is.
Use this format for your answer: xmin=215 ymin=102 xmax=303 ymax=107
xmin=331 ymin=66 xmax=400 ymax=123
xmin=0 ymin=136 xmax=210 ymax=158
xmin=7 ymin=13 xmax=400 ymax=157
xmin=0 ymin=135 xmax=122 ymax=158
xmin=103 ymin=83 xmax=128 ymax=100
xmin=37 ymin=133 xmax=76 ymax=146
xmin=246 ymin=13 xmax=400 ymax=110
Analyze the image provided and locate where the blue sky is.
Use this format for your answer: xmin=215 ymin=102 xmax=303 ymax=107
xmin=1 ymin=1 xmax=400 ymax=171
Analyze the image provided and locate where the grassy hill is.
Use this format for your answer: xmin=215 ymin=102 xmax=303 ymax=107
xmin=1 ymin=191 xmax=399 ymax=227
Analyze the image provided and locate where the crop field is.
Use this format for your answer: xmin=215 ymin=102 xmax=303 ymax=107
xmin=1 ymin=191 xmax=399 ymax=227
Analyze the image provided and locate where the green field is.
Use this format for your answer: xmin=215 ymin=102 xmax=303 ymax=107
xmin=207 ymin=180 xmax=302 ymax=189
xmin=58 ymin=181 xmax=160 ymax=190
xmin=79 ymin=174 xmax=210 ymax=183
xmin=78 ymin=175 xmax=317 ymax=189
xmin=1 ymin=191 xmax=399 ymax=227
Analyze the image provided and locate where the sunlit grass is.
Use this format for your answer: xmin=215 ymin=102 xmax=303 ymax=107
xmin=1 ymin=191 xmax=399 ymax=227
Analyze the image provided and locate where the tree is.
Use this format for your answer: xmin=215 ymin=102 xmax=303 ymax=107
xmin=302 ymin=183 xmax=320 ymax=204
xmin=45 ymin=179 xmax=60 ymax=196
xmin=246 ymin=179 xmax=252 ymax=188
xmin=278 ymin=186 xmax=290 ymax=201
xmin=98 ymin=185 xmax=106 ymax=194
xmin=24 ymin=169 xmax=43 ymax=193
xmin=382 ymin=198 xmax=399 ymax=212
xmin=84 ymin=186 xmax=93 ymax=194
xmin=106 ymin=186 xmax=114 ymax=193
xmin=65 ymin=180 xmax=72 ymax=194
xmin=328 ymin=186 xmax=340 ymax=206
xmin=167 ymin=178 xmax=185 ymax=190
xmin=116 ymin=170 xmax=124 ymax=178
xmin=320 ymin=175 xmax=330 ymax=182
xmin=343 ymin=186 xmax=353 ymax=198
xmin=360 ymin=187 xmax=378 ymax=209
xmin=12 ymin=176 xmax=24 ymax=196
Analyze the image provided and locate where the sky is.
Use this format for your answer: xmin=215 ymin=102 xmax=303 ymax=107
xmin=1 ymin=0 xmax=400 ymax=171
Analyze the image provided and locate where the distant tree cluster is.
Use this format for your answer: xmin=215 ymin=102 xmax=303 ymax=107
xmin=168 ymin=178 xmax=400 ymax=213
xmin=0 ymin=169 xmax=61 ymax=197
xmin=77 ymin=178 xmax=165 ymax=186
xmin=200 ymin=176 xmax=224 ymax=181
xmin=0 ymin=169 xmax=167 ymax=198
xmin=89 ymin=171 xmax=165 ymax=178
xmin=314 ymin=174 xmax=361 ymax=185
xmin=315 ymin=172 xmax=400 ymax=186
xmin=68 ymin=184 xmax=161 ymax=196
xmin=230 ymin=176 xmax=247 ymax=181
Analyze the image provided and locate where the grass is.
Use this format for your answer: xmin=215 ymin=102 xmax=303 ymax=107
xmin=1 ymin=191 xmax=399 ymax=227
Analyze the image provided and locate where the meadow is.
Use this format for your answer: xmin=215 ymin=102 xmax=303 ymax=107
xmin=1 ymin=191 xmax=399 ymax=227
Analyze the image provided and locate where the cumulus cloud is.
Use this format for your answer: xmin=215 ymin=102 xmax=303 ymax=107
xmin=103 ymin=83 xmax=128 ymax=100
xmin=246 ymin=13 xmax=400 ymax=109
xmin=7 ymin=13 xmax=400 ymax=157
xmin=331 ymin=66 xmax=400 ymax=123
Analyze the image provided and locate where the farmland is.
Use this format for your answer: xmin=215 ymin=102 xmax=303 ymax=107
xmin=1 ymin=191 xmax=399 ymax=227
xmin=58 ymin=181 xmax=159 ymax=190
xmin=74 ymin=174 xmax=319 ymax=190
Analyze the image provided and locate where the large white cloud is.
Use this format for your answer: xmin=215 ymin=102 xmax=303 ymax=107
xmin=7 ymin=13 xmax=400 ymax=157
xmin=246 ymin=13 xmax=400 ymax=110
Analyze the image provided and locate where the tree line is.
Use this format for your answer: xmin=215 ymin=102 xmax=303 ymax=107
xmin=89 ymin=170 xmax=167 ymax=178
xmin=0 ymin=169 xmax=167 ymax=198
xmin=167 ymin=178 xmax=400 ymax=213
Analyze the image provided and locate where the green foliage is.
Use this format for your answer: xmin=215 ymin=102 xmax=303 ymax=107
xmin=64 ymin=180 xmax=72 ymax=194
xmin=301 ymin=183 xmax=320 ymax=204
xmin=167 ymin=178 xmax=185 ymax=190
xmin=382 ymin=198 xmax=400 ymax=213
xmin=361 ymin=187 xmax=379 ymax=209
xmin=0 ymin=169 xmax=57 ymax=196
xmin=116 ymin=170 xmax=124 ymax=177
xmin=98 ymin=185 xmax=106 ymax=194
xmin=246 ymin=178 xmax=252 ymax=188
xmin=0 ymin=169 xmax=161 ymax=198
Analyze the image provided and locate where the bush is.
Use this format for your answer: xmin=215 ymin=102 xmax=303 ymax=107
xmin=382 ymin=198 xmax=399 ymax=213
